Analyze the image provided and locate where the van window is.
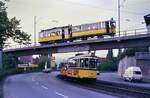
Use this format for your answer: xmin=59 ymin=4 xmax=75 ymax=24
xmin=133 ymin=71 xmax=141 ymax=74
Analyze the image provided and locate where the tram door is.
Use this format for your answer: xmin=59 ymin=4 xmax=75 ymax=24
xmin=62 ymin=29 xmax=65 ymax=39
xmin=105 ymin=21 xmax=109 ymax=33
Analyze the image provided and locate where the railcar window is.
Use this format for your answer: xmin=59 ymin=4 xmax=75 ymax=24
xmin=89 ymin=59 xmax=97 ymax=68
xmin=101 ymin=22 xmax=103 ymax=28
xmin=103 ymin=22 xmax=106 ymax=28
xmin=94 ymin=23 xmax=98 ymax=29
xmin=85 ymin=58 xmax=89 ymax=68
xmin=98 ymin=22 xmax=101 ymax=29
xmin=80 ymin=59 xmax=88 ymax=68
xmin=43 ymin=32 xmax=47 ymax=37
xmin=47 ymin=31 xmax=51 ymax=36
xmin=68 ymin=59 xmax=77 ymax=67
xmin=80 ymin=59 xmax=84 ymax=67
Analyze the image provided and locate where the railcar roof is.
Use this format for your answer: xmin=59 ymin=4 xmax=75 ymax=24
xmin=41 ymin=26 xmax=69 ymax=32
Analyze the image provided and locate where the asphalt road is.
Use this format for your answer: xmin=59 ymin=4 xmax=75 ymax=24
xmin=97 ymin=72 xmax=150 ymax=88
xmin=3 ymin=72 xmax=119 ymax=98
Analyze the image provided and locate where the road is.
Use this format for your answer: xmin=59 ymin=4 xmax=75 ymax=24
xmin=3 ymin=72 xmax=119 ymax=98
xmin=97 ymin=72 xmax=150 ymax=88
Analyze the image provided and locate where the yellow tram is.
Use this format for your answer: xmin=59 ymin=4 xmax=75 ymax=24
xmin=60 ymin=54 xmax=99 ymax=79
xmin=39 ymin=19 xmax=116 ymax=44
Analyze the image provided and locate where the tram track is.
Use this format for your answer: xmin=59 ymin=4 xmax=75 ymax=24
xmin=57 ymin=75 xmax=150 ymax=98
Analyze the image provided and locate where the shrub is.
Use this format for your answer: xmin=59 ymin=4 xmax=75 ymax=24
xmin=98 ymin=60 xmax=117 ymax=72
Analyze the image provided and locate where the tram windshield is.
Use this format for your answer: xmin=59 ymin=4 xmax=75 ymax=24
xmin=80 ymin=58 xmax=98 ymax=69
xmin=89 ymin=59 xmax=97 ymax=68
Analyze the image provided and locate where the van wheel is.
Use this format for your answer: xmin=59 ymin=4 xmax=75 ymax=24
xmin=129 ymin=78 xmax=132 ymax=82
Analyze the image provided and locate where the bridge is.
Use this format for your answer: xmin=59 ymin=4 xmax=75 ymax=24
xmin=3 ymin=28 xmax=150 ymax=56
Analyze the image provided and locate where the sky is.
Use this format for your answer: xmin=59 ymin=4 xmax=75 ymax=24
xmin=5 ymin=0 xmax=150 ymax=59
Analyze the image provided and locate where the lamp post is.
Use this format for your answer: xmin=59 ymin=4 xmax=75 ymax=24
xmin=118 ymin=0 xmax=121 ymax=37
xmin=34 ymin=16 xmax=36 ymax=45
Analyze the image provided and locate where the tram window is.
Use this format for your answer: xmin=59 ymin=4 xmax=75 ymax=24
xmin=89 ymin=59 xmax=96 ymax=68
xmin=68 ymin=59 xmax=77 ymax=67
xmin=101 ymin=22 xmax=104 ymax=28
xmin=84 ymin=59 xmax=89 ymax=68
xmin=98 ymin=22 xmax=101 ymax=29
xmin=80 ymin=59 xmax=84 ymax=68
xmin=47 ymin=31 xmax=51 ymax=36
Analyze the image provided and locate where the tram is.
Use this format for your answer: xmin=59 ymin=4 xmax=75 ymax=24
xmin=60 ymin=54 xmax=99 ymax=80
xmin=39 ymin=18 xmax=116 ymax=44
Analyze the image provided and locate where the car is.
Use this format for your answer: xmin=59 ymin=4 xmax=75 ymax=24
xmin=42 ymin=68 xmax=52 ymax=73
xmin=97 ymin=70 xmax=100 ymax=75
xmin=123 ymin=66 xmax=142 ymax=82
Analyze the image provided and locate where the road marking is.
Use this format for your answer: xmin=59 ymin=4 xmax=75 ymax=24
xmin=55 ymin=92 xmax=69 ymax=98
xmin=41 ymin=85 xmax=48 ymax=90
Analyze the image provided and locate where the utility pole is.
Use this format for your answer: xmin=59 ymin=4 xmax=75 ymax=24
xmin=118 ymin=0 xmax=122 ymax=60
xmin=118 ymin=0 xmax=120 ymax=37
xmin=34 ymin=16 xmax=36 ymax=45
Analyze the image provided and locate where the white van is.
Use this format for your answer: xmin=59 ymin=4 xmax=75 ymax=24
xmin=123 ymin=66 xmax=142 ymax=82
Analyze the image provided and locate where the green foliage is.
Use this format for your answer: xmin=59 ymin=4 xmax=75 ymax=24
xmin=0 ymin=68 xmax=21 ymax=81
xmin=37 ymin=56 xmax=48 ymax=69
xmin=119 ymin=48 xmax=148 ymax=60
xmin=0 ymin=1 xmax=31 ymax=47
xmin=2 ymin=54 xmax=19 ymax=69
xmin=0 ymin=54 xmax=23 ymax=80
xmin=97 ymin=59 xmax=117 ymax=71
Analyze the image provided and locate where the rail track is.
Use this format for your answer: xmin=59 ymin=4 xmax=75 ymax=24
xmin=57 ymin=75 xmax=150 ymax=98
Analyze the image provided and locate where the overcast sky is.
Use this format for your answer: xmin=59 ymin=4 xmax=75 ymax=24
xmin=6 ymin=0 xmax=150 ymax=58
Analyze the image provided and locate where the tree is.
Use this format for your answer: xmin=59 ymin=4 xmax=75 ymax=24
xmin=37 ymin=55 xmax=48 ymax=69
xmin=0 ymin=1 xmax=31 ymax=47
xmin=2 ymin=54 xmax=19 ymax=69
xmin=119 ymin=48 xmax=148 ymax=60
xmin=98 ymin=60 xmax=117 ymax=71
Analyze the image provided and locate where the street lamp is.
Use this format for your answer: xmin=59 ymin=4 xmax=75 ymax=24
xmin=118 ymin=0 xmax=121 ymax=37
xmin=34 ymin=16 xmax=36 ymax=45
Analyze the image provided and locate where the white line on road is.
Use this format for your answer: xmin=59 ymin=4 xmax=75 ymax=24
xmin=41 ymin=85 xmax=48 ymax=90
xmin=55 ymin=92 xmax=69 ymax=98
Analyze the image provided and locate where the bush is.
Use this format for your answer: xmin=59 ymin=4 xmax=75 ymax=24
xmin=38 ymin=56 xmax=48 ymax=70
xmin=119 ymin=48 xmax=148 ymax=60
xmin=98 ymin=60 xmax=117 ymax=72
xmin=0 ymin=68 xmax=22 ymax=81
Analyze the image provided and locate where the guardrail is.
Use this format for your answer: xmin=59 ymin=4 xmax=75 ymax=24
xmin=3 ymin=28 xmax=149 ymax=50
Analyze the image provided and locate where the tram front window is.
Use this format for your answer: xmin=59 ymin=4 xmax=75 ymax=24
xmin=89 ymin=59 xmax=97 ymax=68
xmin=80 ymin=59 xmax=89 ymax=68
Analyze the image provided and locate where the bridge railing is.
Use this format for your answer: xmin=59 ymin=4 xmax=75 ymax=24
xmin=115 ymin=28 xmax=148 ymax=37
xmin=3 ymin=28 xmax=150 ymax=50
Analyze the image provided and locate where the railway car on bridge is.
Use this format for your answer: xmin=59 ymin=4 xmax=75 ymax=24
xmin=60 ymin=54 xmax=99 ymax=80
xmin=38 ymin=18 xmax=116 ymax=44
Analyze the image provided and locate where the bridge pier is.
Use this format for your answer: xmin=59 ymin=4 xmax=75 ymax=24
xmin=0 ymin=48 xmax=2 ymax=70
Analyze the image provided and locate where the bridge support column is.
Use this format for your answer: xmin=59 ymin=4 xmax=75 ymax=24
xmin=47 ymin=53 xmax=52 ymax=68
xmin=0 ymin=48 xmax=2 ymax=70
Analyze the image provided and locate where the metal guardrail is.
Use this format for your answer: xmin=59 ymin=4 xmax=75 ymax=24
xmin=3 ymin=28 xmax=149 ymax=50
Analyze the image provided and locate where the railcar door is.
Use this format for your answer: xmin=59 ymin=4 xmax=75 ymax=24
xmin=105 ymin=21 xmax=109 ymax=33
xmin=62 ymin=29 xmax=65 ymax=39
